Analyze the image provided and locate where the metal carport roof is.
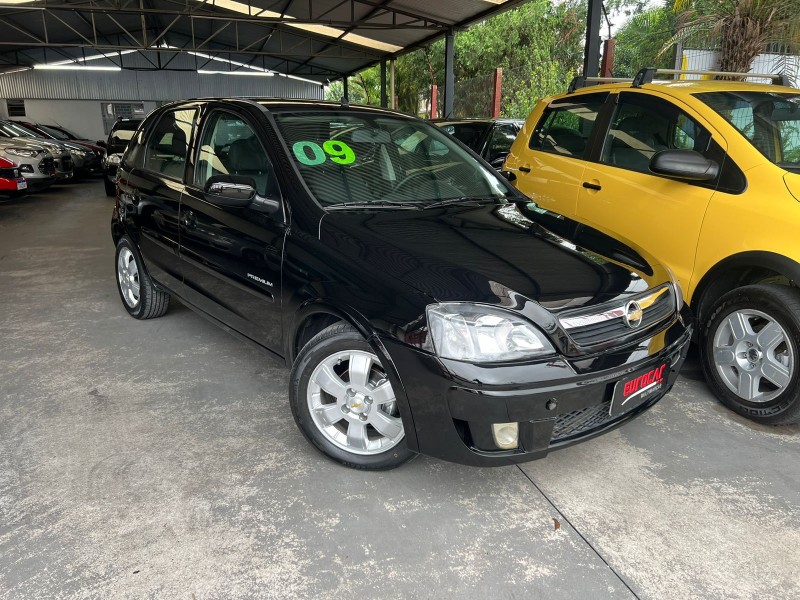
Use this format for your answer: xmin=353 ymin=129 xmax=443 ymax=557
xmin=0 ymin=1 xmax=530 ymax=82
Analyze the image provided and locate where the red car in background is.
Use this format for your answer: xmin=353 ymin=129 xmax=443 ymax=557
xmin=0 ymin=156 xmax=28 ymax=195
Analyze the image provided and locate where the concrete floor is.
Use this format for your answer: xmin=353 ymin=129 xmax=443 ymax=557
xmin=1 ymin=181 xmax=798 ymax=600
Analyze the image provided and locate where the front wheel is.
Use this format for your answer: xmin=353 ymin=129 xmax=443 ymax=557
xmin=289 ymin=323 xmax=415 ymax=470
xmin=700 ymin=284 xmax=800 ymax=424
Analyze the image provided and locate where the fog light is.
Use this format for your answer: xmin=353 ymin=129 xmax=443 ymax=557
xmin=491 ymin=422 xmax=519 ymax=450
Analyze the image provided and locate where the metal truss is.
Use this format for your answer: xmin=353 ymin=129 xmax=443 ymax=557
xmin=0 ymin=0 xmax=450 ymax=76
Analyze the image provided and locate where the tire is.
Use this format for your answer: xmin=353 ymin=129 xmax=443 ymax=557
xmin=104 ymin=177 xmax=116 ymax=197
xmin=700 ymin=284 xmax=800 ymax=424
xmin=289 ymin=323 xmax=415 ymax=470
xmin=115 ymin=235 xmax=170 ymax=320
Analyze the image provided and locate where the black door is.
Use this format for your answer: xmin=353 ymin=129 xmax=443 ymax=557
xmin=124 ymin=108 xmax=197 ymax=292
xmin=179 ymin=108 xmax=286 ymax=354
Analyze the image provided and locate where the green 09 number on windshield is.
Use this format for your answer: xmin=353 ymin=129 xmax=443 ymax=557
xmin=292 ymin=140 xmax=356 ymax=166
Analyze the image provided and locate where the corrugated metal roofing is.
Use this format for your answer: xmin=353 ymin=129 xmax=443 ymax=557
xmin=0 ymin=68 xmax=325 ymax=101
xmin=0 ymin=0 xmax=527 ymax=82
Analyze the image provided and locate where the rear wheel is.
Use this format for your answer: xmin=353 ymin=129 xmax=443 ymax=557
xmin=701 ymin=284 xmax=800 ymax=424
xmin=289 ymin=323 xmax=415 ymax=470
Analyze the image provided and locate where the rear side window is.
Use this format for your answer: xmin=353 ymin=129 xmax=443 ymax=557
xmin=144 ymin=109 xmax=197 ymax=180
xmin=530 ymin=93 xmax=608 ymax=158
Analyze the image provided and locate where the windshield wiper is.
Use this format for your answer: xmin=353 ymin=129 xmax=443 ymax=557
xmin=422 ymin=196 xmax=505 ymax=210
xmin=326 ymin=199 xmax=421 ymax=210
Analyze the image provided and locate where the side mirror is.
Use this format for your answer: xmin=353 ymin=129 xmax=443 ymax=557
xmin=650 ymin=150 xmax=719 ymax=182
xmin=204 ymin=174 xmax=282 ymax=214
xmin=204 ymin=174 xmax=256 ymax=207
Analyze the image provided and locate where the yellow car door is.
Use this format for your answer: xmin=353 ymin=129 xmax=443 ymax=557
xmin=506 ymin=92 xmax=609 ymax=216
xmin=576 ymin=91 xmax=726 ymax=293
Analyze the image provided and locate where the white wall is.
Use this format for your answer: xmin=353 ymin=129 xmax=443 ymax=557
xmin=683 ymin=49 xmax=800 ymax=86
xmin=16 ymin=100 xmax=158 ymax=141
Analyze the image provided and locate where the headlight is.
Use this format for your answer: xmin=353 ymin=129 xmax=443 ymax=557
xmin=427 ymin=303 xmax=554 ymax=362
xmin=107 ymin=153 xmax=122 ymax=165
xmin=70 ymin=149 xmax=86 ymax=158
xmin=5 ymin=147 xmax=38 ymax=158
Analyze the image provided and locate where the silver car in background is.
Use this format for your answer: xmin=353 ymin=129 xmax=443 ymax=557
xmin=0 ymin=120 xmax=73 ymax=181
xmin=0 ymin=138 xmax=56 ymax=191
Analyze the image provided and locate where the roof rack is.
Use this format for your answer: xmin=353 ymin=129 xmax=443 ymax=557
xmin=568 ymin=68 xmax=790 ymax=93
xmin=633 ymin=67 xmax=790 ymax=87
xmin=568 ymin=76 xmax=633 ymax=93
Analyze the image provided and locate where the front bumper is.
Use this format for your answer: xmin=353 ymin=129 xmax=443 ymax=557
xmin=384 ymin=306 xmax=692 ymax=466
xmin=54 ymin=155 xmax=74 ymax=180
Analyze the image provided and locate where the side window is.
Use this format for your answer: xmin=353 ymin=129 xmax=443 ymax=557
xmin=530 ymin=93 xmax=608 ymax=158
xmin=487 ymin=124 xmax=519 ymax=162
xmin=144 ymin=109 xmax=196 ymax=179
xmin=194 ymin=112 xmax=276 ymax=197
xmin=601 ymin=94 xmax=710 ymax=174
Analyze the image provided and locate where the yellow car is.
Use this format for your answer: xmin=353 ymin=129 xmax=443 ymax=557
xmin=505 ymin=68 xmax=800 ymax=424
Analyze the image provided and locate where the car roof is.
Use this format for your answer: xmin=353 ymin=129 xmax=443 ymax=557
xmin=564 ymin=79 xmax=798 ymax=99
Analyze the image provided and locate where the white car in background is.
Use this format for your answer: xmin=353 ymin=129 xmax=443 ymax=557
xmin=0 ymin=120 xmax=73 ymax=181
xmin=0 ymin=138 xmax=56 ymax=191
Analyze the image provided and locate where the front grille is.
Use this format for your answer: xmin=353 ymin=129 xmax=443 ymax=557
xmin=559 ymin=284 xmax=675 ymax=348
xmin=551 ymin=401 xmax=613 ymax=442
xmin=61 ymin=156 xmax=73 ymax=171
xmin=38 ymin=156 xmax=55 ymax=174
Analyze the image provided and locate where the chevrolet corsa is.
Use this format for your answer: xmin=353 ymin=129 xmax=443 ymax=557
xmin=111 ymin=99 xmax=692 ymax=470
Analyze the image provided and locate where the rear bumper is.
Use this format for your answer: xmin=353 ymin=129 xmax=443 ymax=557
xmin=385 ymin=306 xmax=692 ymax=466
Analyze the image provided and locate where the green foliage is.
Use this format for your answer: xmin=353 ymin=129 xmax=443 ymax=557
xmin=614 ymin=5 xmax=676 ymax=77
xmin=671 ymin=0 xmax=800 ymax=73
xmin=327 ymin=0 xmax=586 ymax=118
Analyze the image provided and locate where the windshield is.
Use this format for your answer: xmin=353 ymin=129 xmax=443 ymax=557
xmin=696 ymin=91 xmax=800 ymax=172
xmin=271 ymin=111 xmax=510 ymax=208
xmin=0 ymin=121 xmax=38 ymax=139
xmin=37 ymin=125 xmax=74 ymax=140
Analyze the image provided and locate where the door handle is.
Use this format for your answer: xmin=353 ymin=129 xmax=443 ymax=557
xmin=582 ymin=181 xmax=602 ymax=191
xmin=519 ymin=165 xmax=532 ymax=173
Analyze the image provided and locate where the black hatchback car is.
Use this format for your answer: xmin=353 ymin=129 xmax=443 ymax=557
xmin=112 ymin=99 xmax=692 ymax=470
xmin=434 ymin=118 xmax=523 ymax=169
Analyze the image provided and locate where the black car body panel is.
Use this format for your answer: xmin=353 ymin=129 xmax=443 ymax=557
xmin=112 ymin=99 xmax=691 ymax=466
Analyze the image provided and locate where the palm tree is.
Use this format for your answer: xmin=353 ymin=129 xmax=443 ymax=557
xmin=673 ymin=0 xmax=800 ymax=74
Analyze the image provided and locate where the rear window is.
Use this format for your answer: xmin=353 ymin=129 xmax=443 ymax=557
xmin=272 ymin=111 xmax=509 ymax=208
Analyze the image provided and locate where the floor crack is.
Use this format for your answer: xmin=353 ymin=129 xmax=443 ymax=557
xmin=517 ymin=465 xmax=641 ymax=600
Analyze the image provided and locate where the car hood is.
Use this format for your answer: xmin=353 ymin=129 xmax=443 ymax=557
xmin=319 ymin=202 xmax=671 ymax=313
xmin=10 ymin=136 xmax=64 ymax=155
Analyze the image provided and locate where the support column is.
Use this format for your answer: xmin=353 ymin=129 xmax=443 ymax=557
xmin=600 ymin=39 xmax=615 ymax=77
xmin=342 ymin=76 xmax=349 ymax=103
xmin=380 ymin=60 xmax=388 ymax=108
xmin=443 ymin=28 xmax=455 ymax=118
xmin=583 ymin=0 xmax=603 ymax=77
xmin=491 ymin=67 xmax=503 ymax=118
xmin=389 ymin=59 xmax=396 ymax=109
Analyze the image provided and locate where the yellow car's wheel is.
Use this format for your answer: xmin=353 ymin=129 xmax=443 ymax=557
xmin=701 ymin=284 xmax=800 ymax=424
